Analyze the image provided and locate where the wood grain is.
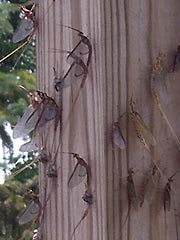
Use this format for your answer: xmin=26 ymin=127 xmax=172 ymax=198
xmin=36 ymin=0 xmax=180 ymax=239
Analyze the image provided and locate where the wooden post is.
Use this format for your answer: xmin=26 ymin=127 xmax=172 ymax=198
xmin=36 ymin=0 xmax=180 ymax=239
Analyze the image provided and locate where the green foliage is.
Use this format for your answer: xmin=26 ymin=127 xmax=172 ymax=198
xmin=0 ymin=125 xmax=13 ymax=157
xmin=0 ymin=176 xmax=39 ymax=239
xmin=0 ymin=0 xmax=36 ymax=165
xmin=10 ymin=152 xmax=38 ymax=183
xmin=0 ymin=1 xmax=39 ymax=238
xmin=0 ymin=70 xmax=35 ymax=125
xmin=0 ymin=69 xmax=35 ymax=163
xmin=0 ymin=1 xmax=36 ymax=72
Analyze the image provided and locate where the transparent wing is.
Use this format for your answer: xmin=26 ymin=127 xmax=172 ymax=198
xmin=68 ymin=163 xmax=87 ymax=188
xmin=12 ymin=17 xmax=34 ymax=43
xmin=41 ymin=99 xmax=58 ymax=121
xmin=133 ymin=113 xmax=157 ymax=146
xmin=25 ymin=104 xmax=43 ymax=130
xmin=67 ymin=41 xmax=89 ymax=66
xmin=18 ymin=201 xmax=39 ymax=225
xmin=139 ymin=167 xmax=158 ymax=207
xmin=56 ymin=63 xmax=84 ymax=89
xmin=112 ymin=124 xmax=126 ymax=149
xmin=19 ymin=135 xmax=39 ymax=152
xmin=34 ymin=100 xmax=58 ymax=132
xmin=13 ymin=105 xmax=36 ymax=139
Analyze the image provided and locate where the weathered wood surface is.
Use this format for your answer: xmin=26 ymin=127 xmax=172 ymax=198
xmin=36 ymin=0 xmax=180 ymax=239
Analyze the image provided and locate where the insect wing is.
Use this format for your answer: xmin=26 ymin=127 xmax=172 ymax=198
xmin=139 ymin=167 xmax=158 ymax=207
xmin=34 ymin=99 xmax=58 ymax=133
xmin=12 ymin=17 xmax=34 ymax=43
xmin=68 ymin=163 xmax=87 ymax=188
xmin=67 ymin=40 xmax=90 ymax=66
xmin=13 ymin=105 xmax=36 ymax=139
xmin=19 ymin=135 xmax=39 ymax=152
xmin=19 ymin=201 xmax=39 ymax=225
xmin=43 ymin=99 xmax=58 ymax=121
xmin=25 ymin=104 xmax=43 ymax=130
xmin=56 ymin=63 xmax=84 ymax=89
xmin=112 ymin=124 xmax=126 ymax=149
xmin=134 ymin=113 xmax=157 ymax=146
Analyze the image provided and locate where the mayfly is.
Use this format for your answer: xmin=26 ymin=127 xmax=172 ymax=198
xmin=71 ymin=190 xmax=93 ymax=240
xmin=127 ymin=168 xmax=139 ymax=210
xmin=26 ymin=91 xmax=59 ymax=132
xmin=120 ymin=169 xmax=138 ymax=236
xmin=0 ymin=4 xmax=36 ymax=64
xmin=64 ymin=152 xmax=91 ymax=189
xmin=63 ymin=26 xmax=92 ymax=67
xmin=13 ymin=86 xmax=59 ymax=139
xmin=54 ymin=51 xmax=88 ymax=91
xmin=12 ymin=4 xmax=36 ymax=43
xmin=13 ymin=105 xmax=37 ymax=139
xmin=18 ymin=189 xmax=42 ymax=225
xmin=139 ymin=165 xmax=158 ymax=207
xmin=64 ymin=152 xmax=93 ymax=239
xmin=129 ymin=96 xmax=157 ymax=149
xmin=13 ymin=86 xmax=42 ymax=139
xmin=112 ymin=122 xmax=126 ymax=149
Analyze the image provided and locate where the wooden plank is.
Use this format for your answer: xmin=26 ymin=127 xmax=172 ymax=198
xmin=36 ymin=0 xmax=180 ymax=239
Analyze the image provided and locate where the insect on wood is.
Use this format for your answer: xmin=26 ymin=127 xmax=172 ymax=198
xmin=63 ymin=152 xmax=91 ymax=189
xmin=18 ymin=189 xmax=42 ymax=225
xmin=112 ymin=122 xmax=126 ymax=149
xmin=71 ymin=188 xmax=93 ymax=240
xmin=71 ymin=203 xmax=92 ymax=240
xmin=119 ymin=169 xmax=139 ymax=237
xmin=129 ymin=96 xmax=157 ymax=149
xmin=139 ymin=165 xmax=158 ymax=207
xmin=63 ymin=26 xmax=92 ymax=67
xmin=127 ymin=168 xmax=139 ymax=210
xmin=54 ymin=51 xmax=88 ymax=91
xmin=44 ymin=143 xmax=62 ymax=178
xmin=61 ymin=152 xmax=93 ymax=239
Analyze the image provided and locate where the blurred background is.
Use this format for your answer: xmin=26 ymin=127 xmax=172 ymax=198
xmin=0 ymin=1 xmax=38 ymax=239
